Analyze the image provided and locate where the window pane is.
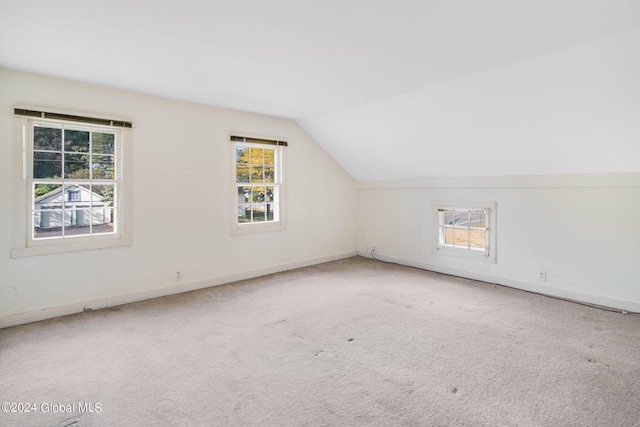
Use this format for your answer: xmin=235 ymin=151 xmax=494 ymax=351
xmin=33 ymin=183 xmax=63 ymax=238
xmin=92 ymin=132 xmax=115 ymax=154
xmin=237 ymin=186 xmax=250 ymax=223
xmin=65 ymin=209 xmax=91 ymax=236
xmin=252 ymin=186 xmax=265 ymax=203
xmin=250 ymin=148 xmax=263 ymax=164
xmin=236 ymin=147 xmax=249 ymax=164
xmin=64 ymin=153 xmax=90 ymax=178
xmin=34 ymin=210 xmax=63 ymax=239
xmin=469 ymin=230 xmax=486 ymax=249
xmin=34 ymin=152 xmax=62 ymax=178
xmin=264 ymin=166 xmax=275 ymax=183
xmin=266 ymin=203 xmax=277 ymax=221
xmin=453 ymin=212 xmax=469 ymax=227
xmin=34 ymin=183 xmax=62 ymax=203
xmin=470 ymin=211 xmax=486 ymax=228
xmin=444 ymin=227 xmax=454 ymax=245
xmin=91 ymin=184 xmax=115 ymax=208
xmin=251 ymin=165 xmax=264 ymax=183
xmin=264 ymin=149 xmax=275 ymax=165
xmin=265 ymin=186 xmax=275 ymax=203
xmin=74 ymin=208 xmax=91 ymax=225
xmin=236 ymin=164 xmax=250 ymax=183
xmin=64 ymin=129 xmax=90 ymax=152
xmin=92 ymin=207 xmax=114 ymax=228
xmin=92 ymin=155 xmax=115 ymax=179
xmin=252 ymin=204 xmax=267 ymax=222
xmin=34 ymin=126 xmax=62 ymax=151
xmin=443 ymin=210 xmax=454 ymax=225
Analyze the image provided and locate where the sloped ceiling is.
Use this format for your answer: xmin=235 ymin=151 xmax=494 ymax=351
xmin=1 ymin=0 xmax=639 ymax=180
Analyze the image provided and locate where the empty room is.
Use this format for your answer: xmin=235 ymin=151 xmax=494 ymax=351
xmin=1 ymin=1 xmax=640 ymax=426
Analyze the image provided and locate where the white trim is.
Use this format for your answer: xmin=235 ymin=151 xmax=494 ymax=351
xmin=0 ymin=250 xmax=358 ymax=328
xmin=357 ymin=173 xmax=640 ymax=189
xmin=11 ymin=238 xmax=132 ymax=258
xmin=359 ymin=251 xmax=640 ymax=313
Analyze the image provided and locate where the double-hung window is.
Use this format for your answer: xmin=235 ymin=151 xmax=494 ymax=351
xmin=12 ymin=107 xmax=132 ymax=257
xmin=231 ymin=135 xmax=286 ymax=235
xmin=433 ymin=201 xmax=496 ymax=263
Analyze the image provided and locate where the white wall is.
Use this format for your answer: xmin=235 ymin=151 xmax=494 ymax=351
xmin=300 ymin=27 xmax=640 ymax=181
xmin=0 ymin=68 xmax=358 ymax=327
xmin=358 ymin=174 xmax=640 ymax=312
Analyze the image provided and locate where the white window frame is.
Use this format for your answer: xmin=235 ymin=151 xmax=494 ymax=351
xmin=432 ymin=201 xmax=496 ymax=263
xmin=11 ymin=106 xmax=133 ymax=257
xmin=229 ymin=136 xmax=286 ymax=236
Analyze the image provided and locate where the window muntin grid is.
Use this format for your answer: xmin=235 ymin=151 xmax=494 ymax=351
xmin=235 ymin=145 xmax=281 ymax=224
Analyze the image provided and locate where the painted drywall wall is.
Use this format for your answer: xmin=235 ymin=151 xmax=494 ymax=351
xmin=0 ymin=68 xmax=358 ymax=326
xmin=358 ymin=174 xmax=640 ymax=311
xmin=299 ymin=27 xmax=640 ymax=181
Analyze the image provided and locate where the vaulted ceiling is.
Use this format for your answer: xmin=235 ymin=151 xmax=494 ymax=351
xmin=2 ymin=0 xmax=639 ymax=180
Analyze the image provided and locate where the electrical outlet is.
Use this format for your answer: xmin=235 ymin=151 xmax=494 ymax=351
xmin=175 ymin=270 xmax=183 ymax=281
xmin=538 ymin=270 xmax=547 ymax=282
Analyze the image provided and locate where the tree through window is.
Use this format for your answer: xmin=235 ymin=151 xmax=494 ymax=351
xmin=231 ymin=136 xmax=286 ymax=232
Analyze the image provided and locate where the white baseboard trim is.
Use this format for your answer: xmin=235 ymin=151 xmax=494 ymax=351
xmin=358 ymin=250 xmax=640 ymax=313
xmin=0 ymin=250 xmax=359 ymax=329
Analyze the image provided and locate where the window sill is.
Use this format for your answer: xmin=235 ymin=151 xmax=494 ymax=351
xmin=230 ymin=223 xmax=286 ymax=236
xmin=11 ymin=238 xmax=132 ymax=258
xmin=433 ymin=245 xmax=496 ymax=263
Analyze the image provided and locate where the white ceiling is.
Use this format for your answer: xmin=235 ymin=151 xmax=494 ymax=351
xmin=2 ymin=0 xmax=639 ymax=180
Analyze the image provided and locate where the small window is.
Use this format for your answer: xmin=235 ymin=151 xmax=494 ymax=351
xmin=230 ymin=136 xmax=286 ymax=235
xmin=68 ymin=189 xmax=80 ymax=201
xmin=433 ymin=201 xmax=496 ymax=263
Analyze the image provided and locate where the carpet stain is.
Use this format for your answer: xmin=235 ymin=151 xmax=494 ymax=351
xmin=587 ymin=358 xmax=610 ymax=368
xmin=347 ymin=338 xmax=354 ymax=342
xmin=451 ymin=387 xmax=458 ymax=394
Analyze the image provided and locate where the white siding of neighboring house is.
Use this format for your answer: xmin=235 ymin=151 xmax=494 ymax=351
xmin=34 ymin=186 xmax=109 ymax=229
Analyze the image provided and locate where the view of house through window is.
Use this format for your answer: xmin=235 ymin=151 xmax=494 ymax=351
xmin=235 ymin=144 xmax=281 ymax=224
xmin=31 ymin=122 xmax=117 ymax=239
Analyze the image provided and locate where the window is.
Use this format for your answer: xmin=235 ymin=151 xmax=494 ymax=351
xmin=12 ymin=107 xmax=132 ymax=257
xmin=433 ymin=201 xmax=496 ymax=263
xmin=230 ymin=135 xmax=286 ymax=235
xmin=67 ymin=189 xmax=80 ymax=201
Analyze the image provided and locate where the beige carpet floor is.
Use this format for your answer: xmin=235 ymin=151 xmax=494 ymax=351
xmin=1 ymin=256 xmax=639 ymax=426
